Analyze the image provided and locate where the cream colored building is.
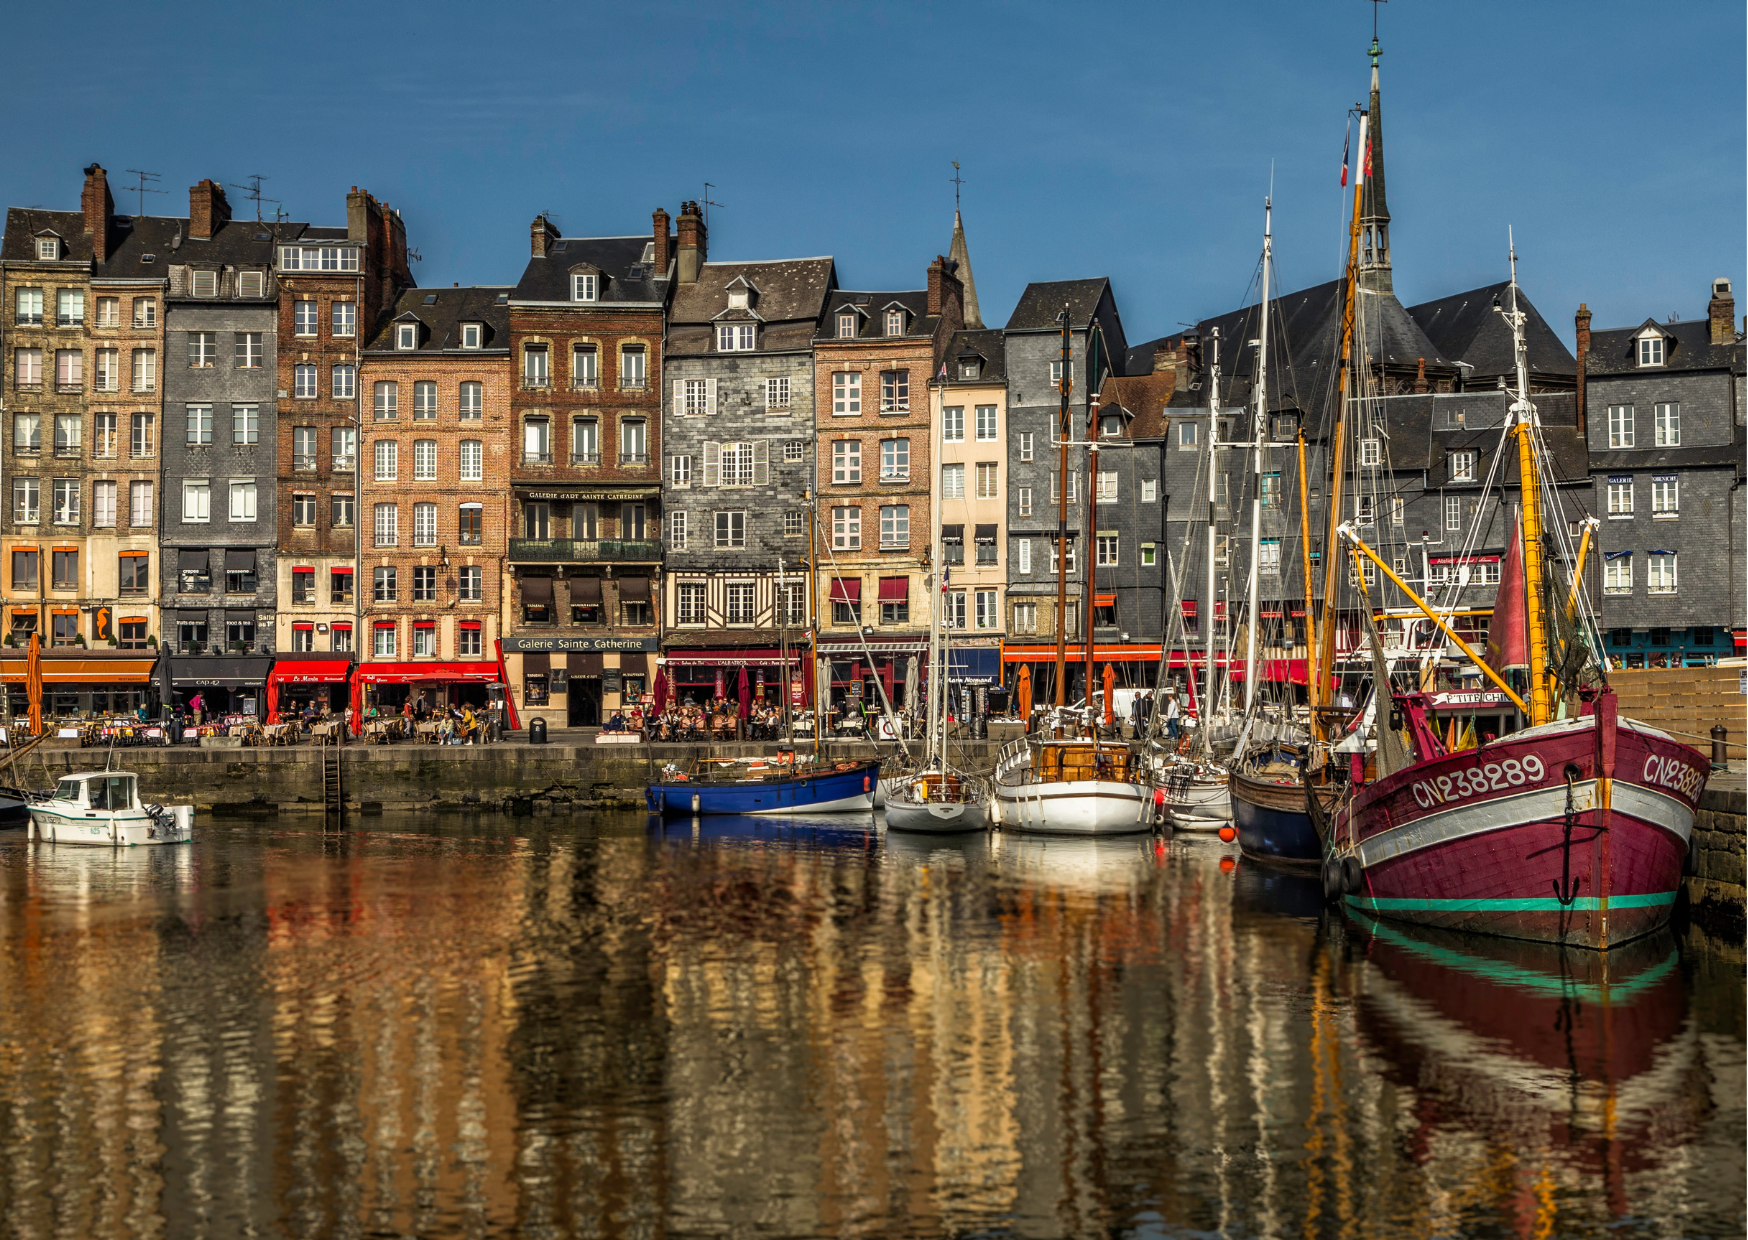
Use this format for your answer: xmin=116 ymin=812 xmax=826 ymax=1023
xmin=930 ymin=327 xmax=1008 ymax=684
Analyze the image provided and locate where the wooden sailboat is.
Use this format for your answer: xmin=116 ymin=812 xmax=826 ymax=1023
xmin=1324 ymin=251 xmax=1711 ymax=948
xmin=994 ymin=317 xmax=1152 ymax=836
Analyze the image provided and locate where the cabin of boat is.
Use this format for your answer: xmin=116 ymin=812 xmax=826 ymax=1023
xmin=1028 ymin=739 xmax=1138 ymax=784
xmin=28 ymin=771 xmax=193 ymax=846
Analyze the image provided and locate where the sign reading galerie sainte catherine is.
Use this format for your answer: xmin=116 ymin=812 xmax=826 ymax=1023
xmin=500 ymin=636 xmax=660 ymax=653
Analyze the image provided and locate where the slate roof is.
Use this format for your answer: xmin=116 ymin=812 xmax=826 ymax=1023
xmin=1 ymin=209 xmax=91 ymax=262
xmin=815 ymin=289 xmax=934 ymax=341
xmin=940 ymin=328 xmax=1007 ymax=383
xmin=1358 ymin=392 xmax=1585 ymax=481
xmin=1586 ymin=316 xmax=1744 ymax=377
xmin=511 ymin=234 xmax=671 ymax=305
xmin=1099 ymin=372 xmax=1174 ymax=440
xmin=1124 ymin=334 xmax=1190 ymax=376
xmin=1186 ymin=277 xmax=1456 ymax=421
xmin=1407 ymin=282 xmax=1576 ymax=383
xmin=1005 ymin=278 xmax=1110 ymax=332
xmin=668 ymin=257 xmax=835 ymax=356
xmin=362 ymin=286 xmax=513 ymax=353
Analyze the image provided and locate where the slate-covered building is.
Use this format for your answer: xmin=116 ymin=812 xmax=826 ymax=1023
xmin=502 ymin=208 xmax=673 ymax=729
xmin=1001 ymin=277 xmax=1128 ymax=703
xmin=660 ymin=251 xmax=834 ymax=706
xmin=1581 ymin=278 xmax=1745 ymax=666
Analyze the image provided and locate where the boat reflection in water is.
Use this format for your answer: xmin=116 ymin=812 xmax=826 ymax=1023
xmin=648 ymin=810 xmax=877 ymax=850
xmin=1344 ymin=911 xmax=1709 ymax=1232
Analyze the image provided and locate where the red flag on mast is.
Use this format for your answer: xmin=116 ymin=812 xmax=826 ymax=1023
xmin=1486 ymin=510 xmax=1530 ymax=673
xmin=1340 ymin=126 xmax=1350 ymax=187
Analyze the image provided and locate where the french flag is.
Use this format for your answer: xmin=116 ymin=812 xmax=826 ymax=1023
xmin=1340 ymin=126 xmax=1350 ymax=187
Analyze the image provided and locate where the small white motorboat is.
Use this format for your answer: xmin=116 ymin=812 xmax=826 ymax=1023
xmin=1147 ymin=756 xmax=1232 ymax=829
xmin=28 ymin=771 xmax=193 ymax=846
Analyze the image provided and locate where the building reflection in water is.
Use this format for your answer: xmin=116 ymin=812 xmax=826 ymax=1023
xmin=0 ymin=816 xmax=1738 ymax=1238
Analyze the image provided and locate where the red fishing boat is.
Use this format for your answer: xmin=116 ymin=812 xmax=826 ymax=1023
xmin=1327 ymin=258 xmax=1711 ymax=949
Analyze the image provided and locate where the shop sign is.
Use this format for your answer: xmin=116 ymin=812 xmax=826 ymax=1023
xmin=501 ymin=636 xmax=659 ymax=652
xmin=1428 ymin=690 xmax=1509 ymax=709
xmin=604 ymin=668 xmax=623 ymax=694
xmin=519 ymin=488 xmax=659 ymax=501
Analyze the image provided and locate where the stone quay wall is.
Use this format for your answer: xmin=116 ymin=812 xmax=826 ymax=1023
xmin=1686 ymin=782 xmax=1747 ymax=939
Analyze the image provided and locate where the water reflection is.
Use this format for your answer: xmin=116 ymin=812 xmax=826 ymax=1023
xmin=0 ymin=813 xmax=1738 ymax=1239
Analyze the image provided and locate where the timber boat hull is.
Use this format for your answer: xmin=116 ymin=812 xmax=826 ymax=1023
xmin=646 ymin=760 xmax=879 ymax=817
xmin=1232 ymin=766 xmax=1336 ymax=867
xmin=992 ymin=738 xmax=1155 ymax=836
xmin=1334 ymin=715 xmax=1705 ymax=948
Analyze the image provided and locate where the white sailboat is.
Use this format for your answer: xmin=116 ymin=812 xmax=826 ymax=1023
xmin=993 ymin=320 xmax=1153 ymax=836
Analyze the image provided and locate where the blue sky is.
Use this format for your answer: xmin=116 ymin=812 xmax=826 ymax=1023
xmin=9 ymin=1 xmax=1742 ymax=348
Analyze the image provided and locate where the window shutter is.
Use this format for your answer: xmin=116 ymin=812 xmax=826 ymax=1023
xmin=702 ymin=441 xmax=720 ymax=487
xmin=706 ymin=378 xmax=717 ymax=415
xmin=672 ymin=379 xmax=684 ymax=414
xmin=752 ymin=440 xmax=768 ymax=486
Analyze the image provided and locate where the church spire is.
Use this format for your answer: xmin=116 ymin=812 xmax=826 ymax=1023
xmin=948 ymin=208 xmax=983 ymax=329
xmin=1358 ymin=35 xmax=1393 ymax=294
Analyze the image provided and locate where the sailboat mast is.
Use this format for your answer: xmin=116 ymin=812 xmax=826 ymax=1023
xmin=1086 ymin=392 xmax=1100 ymax=733
xmin=1202 ymin=330 xmax=1222 ymax=751
xmin=1054 ymin=308 xmax=1071 ymax=711
xmin=1315 ymin=111 xmax=1369 ymax=746
xmin=1244 ymin=200 xmax=1273 ymax=712
xmin=928 ymin=382 xmax=943 ymax=764
xmin=1506 ymin=238 xmax=1553 ymax=725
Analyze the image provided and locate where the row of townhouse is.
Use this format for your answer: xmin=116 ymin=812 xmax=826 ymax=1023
xmin=0 ymin=153 xmax=1738 ymax=733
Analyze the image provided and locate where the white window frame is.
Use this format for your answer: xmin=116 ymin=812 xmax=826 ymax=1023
xmin=831 ymin=506 xmax=860 ymax=550
xmin=1608 ymin=405 xmax=1634 ymax=449
xmin=1096 ymin=534 xmax=1119 ymax=567
xmin=374 ymin=439 xmax=399 ymax=481
xmin=332 ymin=301 xmax=356 ymax=337
xmin=976 ymin=462 xmax=998 ymax=500
xmin=460 ymin=439 xmax=483 ymax=482
xmin=1018 ymin=430 xmax=1033 ymax=461
xmin=331 ymin=364 xmax=356 ymax=400
xmin=1646 ymin=553 xmax=1677 ymax=595
xmin=1450 ymin=450 xmax=1477 ymax=482
xmin=765 ymin=376 xmax=791 ymax=410
xmin=572 ymin=273 xmax=597 ymax=302
xmin=1637 ymin=335 xmax=1664 ymax=367
xmin=1603 ymin=555 xmax=1632 ymax=595
xmin=879 ymin=504 xmax=909 ymax=548
xmin=1607 ymin=479 xmax=1633 ymax=518
xmin=396 ymin=322 xmax=418 ymax=350
xmin=1012 ymin=601 xmax=1037 ymax=634
xmin=1651 ymin=476 xmax=1678 ymax=518
xmin=1017 ymin=486 xmax=1032 ymax=518
xmin=975 ymin=405 xmax=998 ymax=441
xmin=228 ymin=479 xmax=257 ymax=522
xmin=943 ymin=407 xmax=964 ymax=442
xmin=713 ymin=510 xmax=746 ymax=549
xmin=1360 ymin=438 xmax=1382 ymax=467
xmin=880 ymin=437 xmax=909 ymax=481
xmin=1654 ymin=402 xmax=1680 ymax=447
xmin=671 ymin=454 xmax=692 ymax=486
xmin=182 ymin=479 xmax=210 ymax=524
xmin=1444 ymin=494 xmax=1463 ymax=531
xmin=1096 ymin=471 xmax=1118 ymax=503
xmin=414 ymin=439 xmax=437 ymax=481
xmin=974 ymin=590 xmax=997 ymax=630
xmin=677 ymin=581 xmax=705 ymax=624
xmin=837 ymin=312 xmax=857 ymax=338
xmin=941 ymin=463 xmax=964 ymax=499
xmin=832 ymin=371 xmax=861 ymax=416
xmin=669 ymin=510 xmax=689 ymax=551
xmin=413 ymin=502 xmax=437 ymax=547
xmin=461 ymin=322 xmax=482 ymax=349
xmin=459 ymin=381 xmax=482 ymax=418
xmin=717 ymin=323 xmax=755 ymax=352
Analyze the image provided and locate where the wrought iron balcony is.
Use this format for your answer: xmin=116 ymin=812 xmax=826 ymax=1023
xmin=508 ymin=538 xmax=662 ymax=563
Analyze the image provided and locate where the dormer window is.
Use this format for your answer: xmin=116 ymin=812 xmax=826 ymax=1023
xmin=1637 ymin=334 xmax=1664 ymax=367
xmin=461 ymin=323 xmax=482 ymax=350
xmin=1100 ymin=414 xmax=1122 ymax=438
xmin=35 ymin=237 xmax=59 ymax=260
xmin=718 ymin=323 xmax=755 ymax=352
xmin=837 ymin=312 xmax=857 ymax=339
xmin=885 ymin=309 xmax=905 ymax=336
xmin=572 ymin=274 xmax=597 ymax=302
xmin=190 ymin=270 xmax=217 ymax=298
xmin=959 ymin=358 xmax=981 ymax=380
xmin=237 ymin=271 xmax=264 ymax=299
xmin=396 ymin=323 xmax=418 ymax=350
xmin=727 ymin=288 xmax=749 ymax=310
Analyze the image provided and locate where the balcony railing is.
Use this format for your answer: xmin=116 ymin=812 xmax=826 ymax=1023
xmin=618 ymin=451 xmax=648 ymax=466
xmin=522 ymin=375 xmax=550 ymax=390
xmin=508 ymin=538 xmax=662 ymax=563
xmin=570 ymin=451 xmax=600 ymax=466
xmin=523 ymin=450 xmax=552 ymax=465
xmin=619 ymin=377 xmax=647 ymax=391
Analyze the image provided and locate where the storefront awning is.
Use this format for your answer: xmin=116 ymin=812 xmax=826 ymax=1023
xmin=269 ymin=658 xmax=352 ymax=685
xmin=878 ymin=577 xmax=908 ymax=603
xmin=0 ymin=653 xmax=158 ymax=684
xmin=1003 ymin=644 xmax=1163 ymax=664
xmin=817 ymin=639 xmax=924 ymax=655
xmin=356 ymin=661 xmax=501 ymax=685
xmin=573 ymin=576 xmax=602 ymax=604
xmin=168 ymin=655 xmax=276 ymax=687
xmin=618 ymin=575 xmax=650 ymax=602
xmin=829 ymin=578 xmax=860 ymax=603
xmin=520 ymin=576 xmax=554 ymax=605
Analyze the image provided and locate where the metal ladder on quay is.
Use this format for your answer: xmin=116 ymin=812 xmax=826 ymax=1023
xmin=322 ymin=745 xmax=344 ymax=826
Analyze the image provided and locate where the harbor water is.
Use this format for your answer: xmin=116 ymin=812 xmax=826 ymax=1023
xmin=0 ymin=810 xmax=1740 ymax=1239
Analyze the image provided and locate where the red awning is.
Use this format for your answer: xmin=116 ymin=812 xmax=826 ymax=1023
xmin=331 ymin=566 xmax=354 ymax=574
xmin=269 ymin=658 xmax=352 ymax=685
xmin=357 ymin=661 xmax=501 ymax=684
xmin=830 ymin=577 xmax=860 ymax=603
xmin=1093 ymin=593 xmax=1116 ymax=607
xmin=878 ymin=577 xmax=908 ymax=603
xmin=1180 ymin=601 xmax=1196 ymax=616
xmin=1002 ymin=644 xmax=1163 ymax=664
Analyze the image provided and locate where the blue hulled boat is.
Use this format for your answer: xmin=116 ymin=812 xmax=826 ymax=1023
xmin=646 ymin=757 xmax=880 ymax=817
xmin=1229 ymin=747 xmax=1336 ymax=869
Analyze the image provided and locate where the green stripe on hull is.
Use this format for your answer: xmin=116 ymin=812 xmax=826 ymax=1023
xmin=1346 ymin=890 xmax=1677 ymax=913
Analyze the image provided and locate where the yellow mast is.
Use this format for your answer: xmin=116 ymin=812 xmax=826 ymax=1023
xmin=1505 ymin=248 xmax=1554 ymax=726
xmin=1297 ymin=430 xmax=1316 ymax=708
xmin=1313 ymin=112 xmax=1370 ymax=744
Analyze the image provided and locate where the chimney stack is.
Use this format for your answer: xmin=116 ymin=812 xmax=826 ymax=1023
xmin=676 ymin=202 xmax=706 ymax=283
xmin=188 ymin=178 xmax=230 ymax=241
xmin=81 ymin=164 xmax=114 ymax=262
xmin=1574 ymin=303 xmax=1591 ymax=437
xmin=652 ymin=207 xmax=671 ymax=276
xmin=927 ymin=255 xmax=963 ymax=320
xmin=530 ymin=214 xmax=559 ymax=258
xmin=1708 ymin=277 xmax=1736 ymax=345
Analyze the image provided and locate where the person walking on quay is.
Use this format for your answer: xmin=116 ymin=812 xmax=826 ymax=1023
xmin=1164 ymin=690 xmax=1180 ymax=742
xmin=189 ymin=692 xmax=204 ymax=726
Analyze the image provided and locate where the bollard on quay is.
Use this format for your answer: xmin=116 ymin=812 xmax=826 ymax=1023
xmin=1711 ymin=723 xmax=1728 ymax=770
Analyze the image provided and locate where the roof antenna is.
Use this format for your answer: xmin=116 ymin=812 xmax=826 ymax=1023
xmin=950 ymin=161 xmax=965 ymax=212
xmin=123 ymin=169 xmax=165 ymax=218
xmin=229 ymin=174 xmax=274 ymax=223
xmin=702 ymin=183 xmax=725 ymax=231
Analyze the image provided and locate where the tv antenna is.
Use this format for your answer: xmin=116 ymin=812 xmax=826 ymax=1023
xmin=229 ymin=174 xmax=277 ymax=223
xmin=123 ymin=169 xmax=165 ymax=217
xmin=950 ymin=162 xmax=965 ymax=212
xmin=702 ymin=183 xmax=726 ymax=230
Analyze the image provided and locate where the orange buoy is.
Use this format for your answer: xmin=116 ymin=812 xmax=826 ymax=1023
xmin=1217 ymin=826 xmax=1237 ymax=843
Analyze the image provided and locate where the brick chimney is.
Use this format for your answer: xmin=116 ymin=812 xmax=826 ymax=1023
xmin=1413 ymin=356 xmax=1428 ymax=394
xmin=652 ymin=207 xmax=671 ymax=276
xmin=1574 ymin=303 xmax=1591 ymax=437
xmin=188 ymin=178 xmax=230 ymax=241
xmin=927 ymin=255 xmax=963 ymax=319
xmin=1708 ymin=277 xmax=1735 ymax=345
xmin=676 ymin=202 xmax=706 ymax=283
xmin=81 ymin=164 xmax=114 ymax=261
xmin=530 ymin=213 xmax=559 ymax=258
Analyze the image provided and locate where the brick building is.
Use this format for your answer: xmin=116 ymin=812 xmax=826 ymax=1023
xmin=811 ymin=258 xmax=962 ymax=713
xmin=502 ymin=210 xmax=672 ymax=729
xmin=659 ymin=238 xmax=833 ymax=707
xmin=0 ymin=164 xmax=168 ymax=717
xmin=354 ymin=286 xmax=513 ymax=716
xmin=271 ymin=188 xmax=412 ymax=713
xmin=1582 ymin=277 xmax=1745 ymax=666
